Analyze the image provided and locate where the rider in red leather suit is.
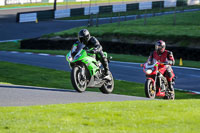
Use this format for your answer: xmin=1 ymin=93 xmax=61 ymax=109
xmin=148 ymin=40 xmax=175 ymax=92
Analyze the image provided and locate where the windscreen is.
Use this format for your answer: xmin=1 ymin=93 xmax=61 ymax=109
xmin=71 ymin=43 xmax=85 ymax=58
xmin=146 ymin=58 xmax=157 ymax=67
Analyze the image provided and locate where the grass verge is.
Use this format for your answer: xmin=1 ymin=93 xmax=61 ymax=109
xmin=45 ymin=11 xmax=200 ymax=47
xmin=0 ymin=61 xmax=199 ymax=99
xmin=1 ymin=42 xmax=200 ymax=68
xmin=0 ymin=100 xmax=200 ymax=133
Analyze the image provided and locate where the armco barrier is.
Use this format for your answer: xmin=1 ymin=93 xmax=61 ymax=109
xmin=113 ymin=4 xmax=127 ymax=12
xmin=152 ymin=1 xmax=164 ymax=9
xmin=164 ymin=0 xmax=177 ymax=7
xmin=55 ymin=9 xmax=70 ymax=18
xmin=17 ymin=0 xmax=200 ymax=22
xmin=20 ymin=38 xmax=200 ymax=61
xmin=37 ymin=10 xmax=54 ymax=20
xmin=126 ymin=3 xmax=139 ymax=11
xmin=176 ymin=0 xmax=188 ymax=6
xmin=99 ymin=5 xmax=113 ymax=13
xmin=18 ymin=13 xmax=37 ymax=23
xmin=71 ymin=8 xmax=84 ymax=17
xmin=84 ymin=6 xmax=99 ymax=15
xmin=139 ymin=2 xmax=153 ymax=10
xmin=17 ymin=10 xmax=54 ymax=22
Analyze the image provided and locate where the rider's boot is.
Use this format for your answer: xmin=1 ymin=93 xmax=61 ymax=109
xmin=101 ymin=57 xmax=111 ymax=80
xmin=168 ymin=81 xmax=174 ymax=94
xmin=103 ymin=68 xmax=111 ymax=80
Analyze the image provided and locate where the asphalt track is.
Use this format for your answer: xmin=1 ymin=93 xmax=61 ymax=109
xmin=0 ymin=84 xmax=150 ymax=106
xmin=0 ymin=51 xmax=200 ymax=93
xmin=0 ymin=3 xmax=137 ymax=41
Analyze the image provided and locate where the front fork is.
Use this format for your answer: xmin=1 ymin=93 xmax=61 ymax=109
xmin=156 ymin=73 xmax=162 ymax=90
xmin=147 ymin=77 xmax=156 ymax=91
xmin=147 ymin=74 xmax=161 ymax=92
xmin=78 ymin=66 xmax=86 ymax=81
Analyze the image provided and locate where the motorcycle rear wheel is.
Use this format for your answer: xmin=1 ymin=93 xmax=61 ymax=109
xmin=99 ymin=72 xmax=114 ymax=94
xmin=145 ymin=79 xmax=156 ymax=99
xmin=71 ymin=66 xmax=87 ymax=93
xmin=164 ymin=90 xmax=175 ymax=100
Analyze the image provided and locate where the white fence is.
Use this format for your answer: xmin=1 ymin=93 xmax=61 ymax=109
xmin=19 ymin=13 xmax=37 ymax=23
xmin=0 ymin=0 xmax=5 ymax=6
xmin=139 ymin=2 xmax=152 ymax=10
xmin=113 ymin=4 xmax=126 ymax=12
xmin=164 ymin=0 xmax=177 ymax=7
xmin=5 ymin=0 xmax=42 ymax=4
xmin=55 ymin=9 xmax=71 ymax=18
xmin=187 ymin=0 xmax=200 ymax=5
xmin=84 ymin=6 xmax=99 ymax=15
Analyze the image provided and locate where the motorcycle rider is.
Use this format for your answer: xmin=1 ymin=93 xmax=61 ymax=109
xmin=148 ymin=40 xmax=175 ymax=92
xmin=77 ymin=29 xmax=110 ymax=79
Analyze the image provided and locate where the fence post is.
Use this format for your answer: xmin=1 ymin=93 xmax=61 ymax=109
xmin=87 ymin=0 xmax=92 ymax=27
xmin=124 ymin=11 xmax=127 ymax=21
xmin=173 ymin=7 xmax=176 ymax=25
xmin=53 ymin=0 xmax=57 ymax=11
xmin=88 ymin=14 xmax=93 ymax=27
xmin=118 ymin=12 xmax=121 ymax=25
xmin=96 ymin=13 xmax=99 ymax=27
xmin=144 ymin=9 xmax=147 ymax=25
xmin=110 ymin=12 xmax=113 ymax=23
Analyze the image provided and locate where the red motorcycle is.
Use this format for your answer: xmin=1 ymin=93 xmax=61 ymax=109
xmin=141 ymin=59 xmax=175 ymax=100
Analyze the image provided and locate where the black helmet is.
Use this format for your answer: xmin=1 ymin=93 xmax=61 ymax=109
xmin=155 ymin=40 xmax=166 ymax=53
xmin=78 ymin=29 xmax=90 ymax=44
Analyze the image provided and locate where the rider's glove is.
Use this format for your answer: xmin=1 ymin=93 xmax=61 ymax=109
xmin=164 ymin=61 xmax=173 ymax=65
xmin=87 ymin=50 xmax=95 ymax=54
xmin=87 ymin=49 xmax=97 ymax=54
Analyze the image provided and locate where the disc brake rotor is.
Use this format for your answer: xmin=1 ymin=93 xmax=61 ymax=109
xmin=77 ymin=72 xmax=85 ymax=86
xmin=149 ymin=83 xmax=155 ymax=95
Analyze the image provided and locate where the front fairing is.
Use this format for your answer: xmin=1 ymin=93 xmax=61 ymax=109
xmin=66 ymin=43 xmax=99 ymax=76
xmin=66 ymin=43 xmax=86 ymax=63
xmin=143 ymin=59 xmax=158 ymax=75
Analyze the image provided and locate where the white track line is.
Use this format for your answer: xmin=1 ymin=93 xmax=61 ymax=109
xmin=4 ymin=51 xmax=200 ymax=71
xmin=1 ymin=50 xmax=200 ymax=94
xmin=0 ymin=39 xmax=21 ymax=43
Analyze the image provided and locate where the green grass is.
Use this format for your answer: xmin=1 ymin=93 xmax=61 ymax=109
xmin=0 ymin=100 xmax=200 ymax=133
xmin=0 ymin=61 xmax=200 ymax=132
xmin=0 ymin=61 xmax=200 ymax=99
xmin=1 ymin=41 xmax=200 ymax=68
xmin=45 ymin=11 xmax=200 ymax=47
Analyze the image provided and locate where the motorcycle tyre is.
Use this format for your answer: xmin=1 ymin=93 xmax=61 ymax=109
xmin=71 ymin=66 xmax=87 ymax=93
xmin=145 ymin=79 xmax=156 ymax=99
xmin=164 ymin=90 xmax=175 ymax=100
xmin=99 ymin=72 xmax=114 ymax=94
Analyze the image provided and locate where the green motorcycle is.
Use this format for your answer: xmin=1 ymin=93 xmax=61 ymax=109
xmin=66 ymin=43 xmax=114 ymax=93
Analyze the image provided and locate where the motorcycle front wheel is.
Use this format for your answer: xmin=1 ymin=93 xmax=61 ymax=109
xmin=71 ymin=66 xmax=87 ymax=92
xmin=145 ymin=79 xmax=156 ymax=99
xmin=99 ymin=72 xmax=114 ymax=94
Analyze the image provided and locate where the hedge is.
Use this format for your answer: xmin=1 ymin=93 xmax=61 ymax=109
xmin=20 ymin=38 xmax=200 ymax=61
